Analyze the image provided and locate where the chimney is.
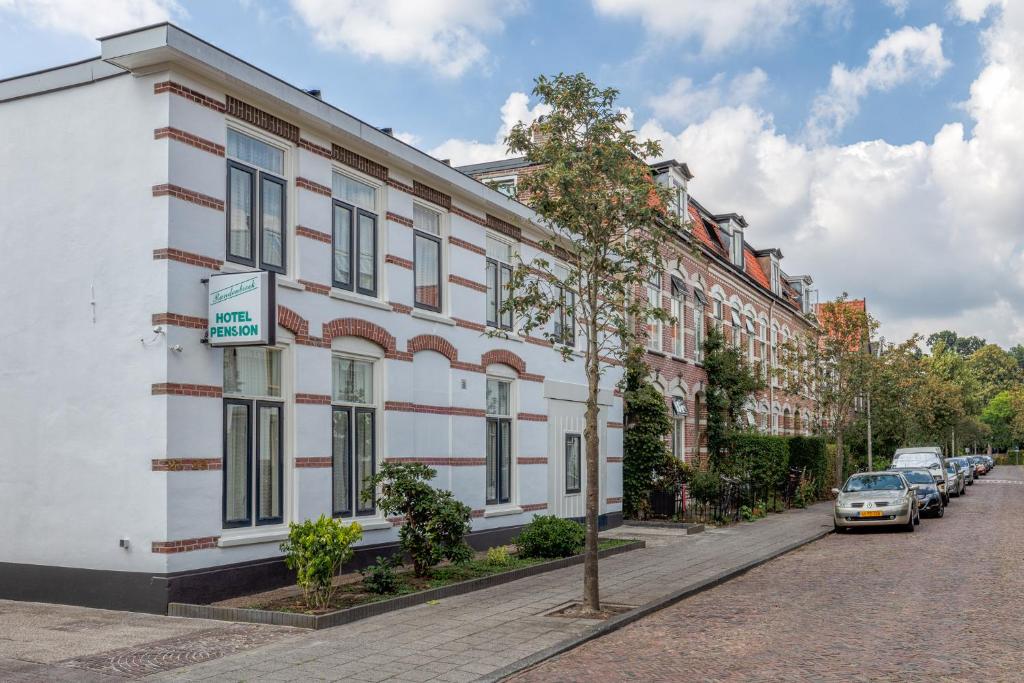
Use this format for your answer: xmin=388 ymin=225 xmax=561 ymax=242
xmin=531 ymin=115 xmax=549 ymax=146
xmin=380 ymin=127 xmax=394 ymax=136
xmin=441 ymin=159 xmax=451 ymax=166
xmin=305 ymin=88 xmax=322 ymax=99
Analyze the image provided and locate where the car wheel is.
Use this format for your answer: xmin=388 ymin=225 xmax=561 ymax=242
xmin=905 ymin=513 xmax=915 ymax=532
xmin=914 ymin=510 xmax=921 ymax=525
xmin=935 ymin=504 xmax=944 ymax=518
xmin=834 ymin=522 xmax=845 ymax=534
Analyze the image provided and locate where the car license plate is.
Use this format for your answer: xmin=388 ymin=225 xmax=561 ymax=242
xmin=860 ymin=510 xmax=882 ymax=518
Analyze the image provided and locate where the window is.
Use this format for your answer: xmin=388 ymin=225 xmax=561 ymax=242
xmin=671 ymin=396 xmax=687 ymax=461
xmin=732 ymin=230 xmax=744 ymax=267
xmin=332 ymin=355 xmax=376 ymax=517
xmin=491 ymin=177 xmax=516 ymax=198
xmin=226 ymin=129 xmax=287 ymax=274
xmin=553 ymin=265 xmax=575 ymax=347
xmin=759 ymin=320 xmax=769 ymax=379
xmin=693 ymin=287 xmax=707 ymax=362
xmin=712 ymin=295 xmax=723 ymax=329
xmin=413 ymin=204 xmax=443 ymax=312
xmin=223 ymin=347 xmax=284 ymax=528
xmin=770 ymin=260 xmax=781 ymax=294
xmin=332 ymin=173 xmax=378 ymax=296
xmin=670 ymin=277 xmax=686 ymax=357
xmin=486 ymin=378 xmax=512 ymax=505
xmin=646 ymin=272 xmax=663 ymax=352
xmin=730 ymin=304 xmax=742 ymax=348
xmin=745 ymin=314 xmax=756 ymax=361
xmin=486 ymin=236 xmax=514 ymax=330
xmin=565 ymin=433 xmax=581 ymax=494
xmin=671 ymin=184 xmax=687 ymax=217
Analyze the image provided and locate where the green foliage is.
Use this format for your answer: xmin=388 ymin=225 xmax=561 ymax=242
xmin=787 ymin=436 xmax=828 ymax=497
xmin=359 ymin=554 xmax=402 ymax=595
xmin=966 ymin=344 xmax=1023 ymax=407
xmin=718 ymin=433 xmax=790 ymax=488
xmin=366 ymin=462 xmax=473 ymax=578
xmin=982 ymin=390 xmax=1018 ymax=451
xmin=792 ymin=477 xmax=818 ymax=509
xmin=701 ymin=326 xmax=764 ymax=464
xmin=516 ymin=515 xmax=586 ymax=559
xmin=280 ymin=515 xmax=363 ymax=610
xmin=687 ymin=469 xmax=722 ymax=505
xmin=622 ymin=349 xmax=674 ymax=518
xmin=485 ymin=546 xmax=513 ymax=567
xmin=927 ymin=330 xmax=986 ymax=357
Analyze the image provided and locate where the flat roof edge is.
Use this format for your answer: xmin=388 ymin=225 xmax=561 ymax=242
xmin=0 ymin=57 xmax=125 ymax=103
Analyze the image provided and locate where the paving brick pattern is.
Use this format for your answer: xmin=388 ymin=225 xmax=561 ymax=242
xmin=148 ymin=504 xmax=832 ymax=681
xmin=512 ymin=466 xmax=1024 ymax=683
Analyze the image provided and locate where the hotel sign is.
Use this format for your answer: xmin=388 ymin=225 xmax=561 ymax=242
xmin=207 ymin=271 xmax=275 ymax=346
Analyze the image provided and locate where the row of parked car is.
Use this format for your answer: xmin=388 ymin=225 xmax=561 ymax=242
xmin=832 ymin=448 xmax=994 ymax=532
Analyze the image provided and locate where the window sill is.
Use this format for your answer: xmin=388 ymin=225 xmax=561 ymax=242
xmin=330 ymin=289 xmax=393 ymax=312
xmin=483 ymin=505 xmax=523 ymax=518
xmin=353 ymin=518 xmax=393 ymax=532
xmin=411 ymin=309 xmax=456 ymax=326
xmin=278 ymin=277 xmax=304 ymax=291
xmin=218 ymin=527 xmax=289 ymax=548
xmin=646 ymin=349 xmax=667 ymax=357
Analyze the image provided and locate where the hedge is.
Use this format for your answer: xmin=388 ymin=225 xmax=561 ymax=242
xmin=718 ymin=433 xmax=790 ymax=487
xmin=787 ymin=435 xmax=828 ymax=497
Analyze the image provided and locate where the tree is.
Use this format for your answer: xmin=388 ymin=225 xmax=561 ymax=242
xmin=622 ymin=349 xmax=673 ymax=519
xmin=501 ymin=73 xmax=680 ymax=613
xmin=781 ymin=295 xmax=876 ymax=485
xmin=926 ymin=330 xmax=986 ymax=357
xmin=981 ymin=390 xmax=1016 ymax=451
xmin=701 ymin=326 xmax=764 ymax=467
xmin=1009 ymin=344 xmax=1024 ymax=370
xmin=966 ymin=344 xmax=1022 ymax=406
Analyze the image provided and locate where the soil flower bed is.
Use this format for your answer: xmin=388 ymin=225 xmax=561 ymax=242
xmin=215 ymin=539 xmax=635 ymax=615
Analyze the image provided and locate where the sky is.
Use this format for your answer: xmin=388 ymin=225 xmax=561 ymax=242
xmin=1 ymin=0 xmax=1021 ymax=348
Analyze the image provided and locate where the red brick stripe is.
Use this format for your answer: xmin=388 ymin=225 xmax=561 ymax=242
xmin=606 ymin=497 xmax=623 ymax=505
xmin=607 ymin=421 xmax=624 ymax=429
xmin=226 ymin=95 xmax=299 ymax=143
xmin=296 ymin=225 xmax=332 ymax=243
xmin=298 ymin=138 xmax=332 ymax=159
xmin=521 ymin=372 xmax=545 ymax=383
xmin=450 ymin=206 xmax=488 ymax=228
xmin=385 ymin=457 xmax=486 ymax=466
xmin=450 ymin=236 xmax=486 ymax=255
xmin=299 ymin=279 xmax=330 ymax=295
xmin=334 ymin=144 xmax=389 ymax=181
xmin=384 ymin=402 xmax=485 ymax=417
xmin=151 ymin=458 xmax=221 ymax=471
xmin=517 ymin=457 xmax=548 ymax=465
xmin=152 ymin=536 xmax=219 ymax=554
xmin=386 ymin=211 xmax=414 ymax=228
xmin=453 ymin=318 xmax=486 ymax=332
xmin=152 ymin=383 xmax=222 ymax=398
xmin=522 ymin=502 xmax=548 ymax=512
xmin=152 ymin=312 xmax=207 ymax=329
xmin=295 ymin=457 xmax=332 ymax=468
xmin=413 ymin=181 xmax=451 ymax=209
xmin=607 ymin=456 xmax=624 ymax=463
xmin=517 ymin=412 xmax=548 ymax=422
xmin=153 ymin=248 xmax=223 ymax=270
xmin=390 ymin=302 xmax=413 ymax=314
xmin=152 ymin=184 xmax=224 ymax=211
xmin=486 ymin=214 xmax=521 ymax=241
xmin=154 ymin=127 xmax=225 ymax=156
xmin=387 ymin=178 xmax=415 ymax=195
xmin=385 ymin=254 xmax=414 ymax=269
xmin=296 ymin=177 xmax=331 ymax=196
xmin=153 ymin=81 xmax=225 ymax=112
xmin=481 ymin=350 xmax=527 ymax=375
xmin=449 ymin=275 xmax=487 ymax=293
xmin=295 ymin=393 xmax=331 ymax=405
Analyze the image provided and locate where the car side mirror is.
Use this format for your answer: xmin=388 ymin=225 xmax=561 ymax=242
xmin=831 ymin=488 xmax=840 ymax=495
xmin=909 ymin=484 xmax=920 ymax=491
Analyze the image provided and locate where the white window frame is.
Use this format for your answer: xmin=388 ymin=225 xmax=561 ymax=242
xmin=331 ymin=351 xmax=380 ymax=520
xmin=646 ymin=273 xmax=663 ymax=352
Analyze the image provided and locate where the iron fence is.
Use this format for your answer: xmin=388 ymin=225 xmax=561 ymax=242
xmin=648 ymin=468 xmax=804 ymax=525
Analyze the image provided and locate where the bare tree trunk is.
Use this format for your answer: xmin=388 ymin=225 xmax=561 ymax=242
xmin=582 ymin=330 xmax=601 ymax=614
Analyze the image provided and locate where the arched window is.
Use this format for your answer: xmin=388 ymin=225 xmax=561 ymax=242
xmin=671 ymin=393 xmax=687 ymax=461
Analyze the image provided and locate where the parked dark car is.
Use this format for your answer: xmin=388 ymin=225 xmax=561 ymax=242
xmin=894 ymin=468 xmax=944 ymax=518
xmin=969 ymin=456 xmax=987 ymax=476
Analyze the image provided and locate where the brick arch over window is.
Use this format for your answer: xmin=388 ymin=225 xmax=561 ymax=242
xmin=407 ymin=334 xmax=458 ymax=363
xmin=481 ymin=349 xmax=526 ymax=375
xmin=277 ymin=305 xmax=308 ymax=337
xmin=322 ymin=318 xmax=396 ymax=355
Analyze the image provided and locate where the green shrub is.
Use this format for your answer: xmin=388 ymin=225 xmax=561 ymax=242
xmin=719 ymin=433 xmax=790 ymax=488
xmin=485 ymin=546 xmax=513 ymax=567
xmin=280 ymin=515 xmax=363 ymax=610
xmin=787 ymin=436 xmax=828 ymax=497
xmin=360 ymin=554 xmax=402 ymax=595
xmin=687 ymin=469 xmax=722 ymax=505
xmin=516 ymin=516 xmax=585 ymax=559
xmin=622 ymin=356 xmax=673 ymax=518
xmin=367 ymin=463 xmax=473 ymax=577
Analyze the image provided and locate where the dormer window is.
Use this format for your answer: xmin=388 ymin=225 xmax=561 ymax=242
xmin=770 ymin=261 xmax=781 ymax=295
xmin=717 ymin=216 xmax=745 ymax=268
xmin=671 ymin=183 xmax=687 ymax=218
xmin=731 ymin=228 xmax=744 ymax=267
xmin=489 ymin=176 xmax=517 ymax=198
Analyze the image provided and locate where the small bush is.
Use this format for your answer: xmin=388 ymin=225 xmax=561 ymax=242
xmin=516 ymin=516 xmax=585 ymax=559
xmin=688 ymin=469 xmax=722 ymax=505
xmin=360 ymin=554 xmax=402 ymax=595
xmin=281 ymin=515 xmax=363 ymax=610
xmin=485 ymin=546 xmax=513 ymax=567
xmin=792 ymin=476 xmax=817 ymax=509
xmin=720 ymin=433 xmax=790 ymax=488
xmin=788 ymin=436 xmax=828 ymax=497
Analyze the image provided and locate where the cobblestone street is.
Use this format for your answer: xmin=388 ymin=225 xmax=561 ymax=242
xmin=511 ymin=466 xmax=1024 ymax=683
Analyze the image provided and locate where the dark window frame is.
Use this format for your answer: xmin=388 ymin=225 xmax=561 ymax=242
xmin=226 ymin=160 xmax=256 ymax=268
xmin=332 ymin=405 xmax=353 ymax=518
xmin=331 ymin=200 xmax=378 ymax=297
xmin=554 ymin=286 xmax=576 ymax=347
xmin=226 ymin=157 xmax=288 ymax=275
xmin=413 ymin=230 xmax=443 ymax=313
xmin=331 ymin=405 xmax=377 ymax=518
xmin=222 ymin=398 xmax=253 ymax=529
xmin=486 ymin=417 xmax=512 ymax=505
xmin=565 ymin=433 xmax=582 ymax=494
xmin=486 ymin=257 xmax=513 ymax=330
xmin=254 ymin=400 xmax=285 ymax=526
xmin=259 ymin=173 xmax=287 ymax=275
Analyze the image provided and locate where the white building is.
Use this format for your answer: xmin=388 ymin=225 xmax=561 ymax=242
xmin=0 ymin=23 xmax=623 ymax=613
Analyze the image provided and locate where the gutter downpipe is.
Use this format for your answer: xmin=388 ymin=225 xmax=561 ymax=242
xmin=769 ymin=298 xmax=776 ymax=434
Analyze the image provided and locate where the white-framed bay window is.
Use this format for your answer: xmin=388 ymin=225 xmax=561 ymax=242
xmin=226 ymin=128 xmax=288 ymax=274
xmin=223 ymin=346 xmax=286 ymax=529
xmin=413 ymin=203 xmax=444 ymax=312
xmin=332 ymin=171 xmax=379 ymax=298
xmin=331 ymin=353 xmax=378 ymax=518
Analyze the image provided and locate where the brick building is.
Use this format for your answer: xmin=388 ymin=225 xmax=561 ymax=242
xmin=461 ymin=159 xmax=819 ymax=466
xmin=0 ymin=24 xmax=624 ymax=613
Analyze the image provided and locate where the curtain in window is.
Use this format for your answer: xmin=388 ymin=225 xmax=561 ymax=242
xmin=414 ymin=234 xmax=440 ymax=309
xmin=332 ymin=408 xmax=351 ymax=516
xmin=228 ymin=129 xmax=284 ymax=174
xmin=333 ymin=204 xmax=352 ymax=288
xmin=565 ymin=434 xmax=581 ymax=493
xmin=332 ymin=357 xmax=373 ymax=404
xmin=332 ymin=173 xmax=376 ymax=211
xmin=224 ymin=348 xmax=281 ymax=397
xmin=224 ymin=403 xmax=249 ymax=524
xmin=257 ymin=404 xmax=281 ymax=522
xmin=228 ymin=166 xmax=253 ymax=260
xmin=358 ymin=213 xmax=376 ymax=293
xmin=261 ymin=177 xmax=284 ymax=269
xmin=356 ymin=410 xmax=375 ymax=515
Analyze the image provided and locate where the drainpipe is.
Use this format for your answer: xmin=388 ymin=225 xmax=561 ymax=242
xmin=769 ymin=298 xmax=776 ymax=434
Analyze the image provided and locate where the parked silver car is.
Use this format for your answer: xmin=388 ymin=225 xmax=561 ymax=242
xmin=833 ymin=472 xmax=920 ymax=533
xmin=950 ymin=457 xmax=975 ymax=486
xmin=944 ymin=460 xmax=965 ymax=497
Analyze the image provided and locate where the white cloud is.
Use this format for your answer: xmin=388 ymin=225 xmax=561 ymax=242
xmin=591 ymin=0 xmax=847 ymax=55
xmin=632 ymin=3 xmax=1024 ymax=345
xmin=805 ymin=24 xmax=950 ymax=143
xmin=428 ymin=91 xmax=550 ymax=165
xmin=951 ymin=0 xmax=1002 ymax=23
xmin=0 ymin=0 xmax=182 ymax=38
xmin=649 ymin=69 xmax=768 ymax=125
xmin=883 ymin=0 xmax=909 ymax=16
xmin=289 ymin=0 xmax=524 ymax=78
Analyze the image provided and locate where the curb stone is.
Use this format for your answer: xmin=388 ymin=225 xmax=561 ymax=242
xmin=481 ymin=523 xmax=834 ymax=683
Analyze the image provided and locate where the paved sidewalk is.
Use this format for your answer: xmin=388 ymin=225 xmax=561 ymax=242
xmin=152 ymin=502 xmax=833 ymax=682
